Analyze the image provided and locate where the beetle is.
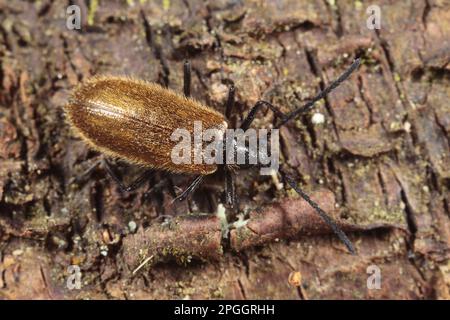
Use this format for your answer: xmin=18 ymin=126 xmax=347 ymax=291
xmin=65 ymin=58 xmax=361 ymax=254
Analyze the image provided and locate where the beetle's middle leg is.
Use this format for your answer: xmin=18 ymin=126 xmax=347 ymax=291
xmin=103 ymin=158 xmax=153 ymax=192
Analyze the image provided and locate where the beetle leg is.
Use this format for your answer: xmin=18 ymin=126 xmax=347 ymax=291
xmin=103 ymin=158 xmax=153 ymax=192
xmin=224 ymin=168 xmax=236 ymax=208
xmin=225 ymin=85 xmax=235 ymax=119
xmin=183 ymin=60 xmax=191 ymax=97
xmin=282 ymin=172 xmax=356 ymax=255
xmin=174 ymin=175 xmax=204 ymax=202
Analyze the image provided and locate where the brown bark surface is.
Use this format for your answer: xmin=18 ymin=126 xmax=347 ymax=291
xmin=0 ymin=0 xmax=449 ymax=299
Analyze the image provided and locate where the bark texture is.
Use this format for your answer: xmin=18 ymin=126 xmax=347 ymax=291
xmin=0 ymin=0 xmax=449 ymax=299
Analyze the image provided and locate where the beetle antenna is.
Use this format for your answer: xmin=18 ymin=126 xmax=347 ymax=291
xmin=276 ymin=58 xmax=361 ymax=128
xmin=282 ymin=173 xmax=356 ymax=255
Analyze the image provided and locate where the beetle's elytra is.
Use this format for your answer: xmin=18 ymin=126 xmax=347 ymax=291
xmin=65 ymin=76 xmax=227 ymax=175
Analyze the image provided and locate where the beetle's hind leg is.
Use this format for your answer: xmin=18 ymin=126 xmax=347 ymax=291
xmin=103 ymin=158 xmax=153 ymax=193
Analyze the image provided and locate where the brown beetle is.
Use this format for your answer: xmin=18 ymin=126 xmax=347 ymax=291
xmin=66 ymin=76 xmax=227 ymax=176
xmin=65 ymin=59 xmax=361 ymax=254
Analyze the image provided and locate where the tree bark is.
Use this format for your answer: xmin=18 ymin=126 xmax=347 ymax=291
xmin=0 ymin=0 xmax=449 ymax=299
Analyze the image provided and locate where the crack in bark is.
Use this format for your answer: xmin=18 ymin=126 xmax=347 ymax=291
xmin=394 ymin=179 xmax=429 ymax=284
xmin=421 ymin=0 xmax=431 ymax=29
xmin=237 ymin=278 xmax=247 ymax=299
xmin=377 ymin=168 xmax=389 ymax=209
xmin=302 ymin=48 xmax=342 ymax=147
xmin=181 ymin=0 xmax=192 ymax=17
xmin=61 ymin=35 xmax=83 ymax=82
xmin=373 ymin=30 xmax=407 ymax=103
xmin=140 ymin=11 xmax=170 ymax=87
xmin=357 ymin=74 xmax=376 ymax=127
xmin=325 ymin=0 xmax=343 ymax=38
xmin=370 ymin=34 xmax=438 ymax=269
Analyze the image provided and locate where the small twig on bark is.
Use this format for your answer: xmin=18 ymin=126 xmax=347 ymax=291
xmin=121 ymin=190 xmax=404 ymax=274
xmin=121 ymin=214 xmax=223 ymax=274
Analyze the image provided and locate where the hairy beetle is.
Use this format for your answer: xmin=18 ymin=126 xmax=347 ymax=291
xmin=65 ymin=58 xmax=361 ymax=254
